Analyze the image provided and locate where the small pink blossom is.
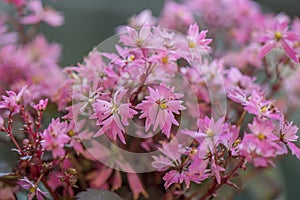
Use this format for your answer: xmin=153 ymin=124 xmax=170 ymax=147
xmin=248 ymin=118 xmax=278 ymax=141
xmin=148 ymin=50 xmax=179 ymax=71
xmin=258 ymin=16 xmax=300 ymax=63
xmin=152 ymin=141 xmax=186 ymax=171
xmin=230 ymin=89 xmax=282 ymax=120
xmin=119 ymin=24 xmax=153 ymax=48
xmin=20 ymin=0 xmax=64 ymax=27
xmin=128 ymin=9 xmax=156 ymax=29
xmin=211 ymin=156 xmax=225 ymax=184
xmin=220 ymin=124 xmax=240 ymax=156
xmin=0 ymin=85 xmax=27 ymax=115
xmin=33 ymin=98 xmax=48 ymax=111
xmin=278 ymin=119 xmax=300 ymax=159
xmin=91 ymin=88 xmax=137 ymax=144
xmin=178 ymin=23 xmax=212 ymax=61
xmin=187 ymin=23 xmax=212 ymax=51
xmin=18 ymin=177 xmax=48 ymax=200
xmin=185 ymin=158 xmax=210 ymax=188
xmin=162 ymin=170 xmax=183 ymax=189
xmin=244 ymin=90 xmax=281 ymax=119
xmin=239 ymin=134 xmax=277 ymax=167
xmin=42 ymin=118 xmax=70 ymax=158
xmin=24 ymin=34 xmax=62 ymax=67
xmin=184 ymin=116 xmax=224 ymax=154
xmin=136 ymin=85 xmax=186 ymax=137
xmin=158 ymin=1 xmax=194 ymax=31
xmin=162 ymin=158 xmax=209 ymax=189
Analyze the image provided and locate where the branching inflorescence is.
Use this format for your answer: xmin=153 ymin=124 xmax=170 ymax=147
xmin=0 ymin=0 xmax=300 ymax=199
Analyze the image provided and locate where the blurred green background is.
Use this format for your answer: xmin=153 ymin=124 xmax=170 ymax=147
xmin=1 ymin=0 xmax=300 ymax=199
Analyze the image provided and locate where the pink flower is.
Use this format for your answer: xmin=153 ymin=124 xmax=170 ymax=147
xmin=248 ymin=118 xmax=278 ymax=141
xmin=42 ymin=118 xmax=70 ymax=158
xmin=20 ymin=0 xmax=64 ymax=27
xmin=158 ymin=1 xmax=194 ymax=31
xmin=162 ymin=170 xmax=183 ymax=189
xmin=152 ymin=141 xmax=186 ymax=171
xmin=24 ymin=34 xmax=62 ymax=67
xmin=78 ymin=49 xmax=118 ymax=90
xmin=286 ymin=142 xmax=300 ymax=159
xmin=128 ymin=9 xmax=156 ymax=29
xmin=0 ymin=85 xmax=27 ymax=115
xmin=219 ymin=124 xmax=240 ymax=156
xmin=102 ymin=46 xmax=144 ymax=82
xmin=18 ymin=177 xmax=48 ymax=200
xmin=211 ymin=156 xmax=225 ymax=184
xmin=33 ymin=98 xmax=48 ymax=111
xmin=136 ymin=85 xmax=186 ymax=137
xmin=162 ymin=158 xmax=209 ymax=189
xmin=91 ymin=88 xmax=137 ymax=144
xmin=175 ymin=23 xmax=212 ymax=61
xmin=187 ymin=23 xmax=212 ymax=52
xmin=258 ymin=16 xmax=300 ymax=63
xmin=148 ymin=50 xmax=179 ymax=71
xmin=183 ymin=116 xmax=224 ymax=154
xmin=244 ymin=90 xmax=281 ymax=120
xmin=278 ymin=119 xmax=300 ymax=159
xmin=184 ymin=158 xmax=210 ymax=188
xmin=239 ymin=134 xmax=277 ymax=167
xmin=119 ymin=24 xmax=153 ymax=48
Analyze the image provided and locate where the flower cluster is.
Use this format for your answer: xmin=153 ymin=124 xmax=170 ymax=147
xmin=0 ymin=0 xmax=300 ymax=200
xmin=0 ymin=0 xmax=65 ymax=103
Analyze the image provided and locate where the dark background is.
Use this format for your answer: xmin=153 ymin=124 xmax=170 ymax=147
xmin=1 ymin=0 xmax=300 ymax=199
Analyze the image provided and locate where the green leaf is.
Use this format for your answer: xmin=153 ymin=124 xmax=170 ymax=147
xmin=76 ymin=189 xmax=123 ymax=200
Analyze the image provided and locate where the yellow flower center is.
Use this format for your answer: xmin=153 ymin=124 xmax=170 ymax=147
xmin=159 ymin=102 xmax=168 ymax=109
xmin=188 ymin=40 xmax=197 ymax=48
xmin=162 ymin=56 xmax=169 ymax=64
xmin=29 ymin=186 xmax=36 ymax=193
xmin=68 ymin=130 xmax=75 ymax=137
xmin=206 ymin=128 xmax=214 ymax=137
xmin=233 ymin=138 xmax=241 ymax=147
xmin=260 ymin=105 xmax=268 ymax=113
xmin=127 ymin=55 xmax=135 ymax=62
xmin=274 ymin=31 xmax=282 ymax=41
xmin=190 ymin=148 xmax=198 ymax=155
xmin=257 ymin=133 xmax=266 ymax=140
xmin=156 ymin=99 xmax=168 ymax=109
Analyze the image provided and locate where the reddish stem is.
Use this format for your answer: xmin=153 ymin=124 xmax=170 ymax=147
xmin=199 ymin=158 xmax=245 ymax=200
xmin=6 ymin=112 xmax=24 ymax=154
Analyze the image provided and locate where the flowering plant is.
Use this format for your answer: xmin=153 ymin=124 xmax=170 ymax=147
xmin=0 ymin=0 xmax=300 ymax=199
